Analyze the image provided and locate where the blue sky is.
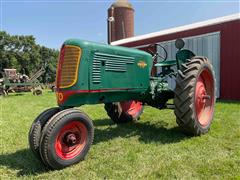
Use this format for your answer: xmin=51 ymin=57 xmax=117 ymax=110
xmin=1 ymin=0 xmax=239 ymax=49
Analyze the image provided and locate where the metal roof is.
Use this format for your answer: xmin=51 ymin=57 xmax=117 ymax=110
xmin=111 ymin=13 xmax=240 ymax=46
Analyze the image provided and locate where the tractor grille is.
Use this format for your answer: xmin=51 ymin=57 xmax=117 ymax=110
xmin=92 ymin=52 xmax=135 ymax=84
xmin=92 ymin=55 xmax=102 ymax=83
xmin=58 ymin=45 xmax=81 ymax=88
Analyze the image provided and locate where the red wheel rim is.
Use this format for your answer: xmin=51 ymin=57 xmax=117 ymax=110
xmin=195 ymin=69 xmax=214 ymax=126
xmin=120 ymin=100 xmax=142 ymax=117
xmin=55 ymin=121 xmax=87 ymax=160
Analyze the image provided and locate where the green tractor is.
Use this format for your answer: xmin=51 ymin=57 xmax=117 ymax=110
xmin=29 ymin=38 xmax=216 ymax=169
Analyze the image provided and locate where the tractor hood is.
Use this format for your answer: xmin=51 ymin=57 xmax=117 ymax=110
xmin=56 ymin=39 xmax=152 ymax=106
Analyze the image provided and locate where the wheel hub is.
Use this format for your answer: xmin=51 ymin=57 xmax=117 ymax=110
xmin=196 ymin=83 xmax=210 ymax=110
xmin=55 ymin=121 xmax=87 ymax=160
xmin=195 ymin=69 xmax=214 ymax=126
xmin=64 ymin=133 xmax=78 ymax=146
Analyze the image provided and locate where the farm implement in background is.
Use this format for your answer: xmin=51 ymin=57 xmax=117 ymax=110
xmin=0 ymin=67 xmax=45 ymax=96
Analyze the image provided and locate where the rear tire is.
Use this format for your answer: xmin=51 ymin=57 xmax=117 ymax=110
xmin=29 ymin=107 xmax=60 ymax=160
xmin=174 ymin=56 xmax=216 ymax=135
xmin=39 ymin=109 xmax=94 ymax=170
xmin=104 ymin=100 xmax=143 ymax=123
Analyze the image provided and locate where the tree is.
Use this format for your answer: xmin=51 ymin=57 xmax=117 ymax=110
xmin=0 ymin=31 xmax=59 ymax=83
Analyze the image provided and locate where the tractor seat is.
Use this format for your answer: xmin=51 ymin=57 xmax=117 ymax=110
xmin=154 ymin=60 xmax=176 ymax=67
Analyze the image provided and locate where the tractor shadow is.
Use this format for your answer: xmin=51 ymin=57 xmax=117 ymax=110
xmin=2 ymin=93 xmax=25 ymax=97
xmin=93 ymin=118 xmax=188 ymax=145
xmin=0 ymin=149 xmax=47 ymax=176
xmin=0 ymin=118 xmax=188 ymax=176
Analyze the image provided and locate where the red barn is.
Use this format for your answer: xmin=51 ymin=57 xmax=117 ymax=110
xmin=111 ymin=13 xmax=240 ymax=100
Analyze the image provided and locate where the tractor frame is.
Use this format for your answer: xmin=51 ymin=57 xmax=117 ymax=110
xmin=28 ymin=38 xmax=216 ymax=170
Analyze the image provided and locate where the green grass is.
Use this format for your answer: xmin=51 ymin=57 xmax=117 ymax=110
xmin=0 ymin=91 xmax=240 ymax=179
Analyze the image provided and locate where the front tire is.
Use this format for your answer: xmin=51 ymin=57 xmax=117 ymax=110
xmin=104 ymin=100 xmax=143 ymax=123
xmin=39 ymin=109 xmax=94 ymax=170
xmin=29 ymin=107 xmax=60 ymax=159
xmin=174 ymin=57 xmax=216 ymax=135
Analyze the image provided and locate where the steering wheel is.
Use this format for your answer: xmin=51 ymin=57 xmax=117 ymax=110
xmin=147 ymin=43 xmax=168 ymax=63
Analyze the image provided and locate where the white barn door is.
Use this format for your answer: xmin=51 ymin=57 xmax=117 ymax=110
xmin=157 ymin=32 xmax=220 ymax=98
